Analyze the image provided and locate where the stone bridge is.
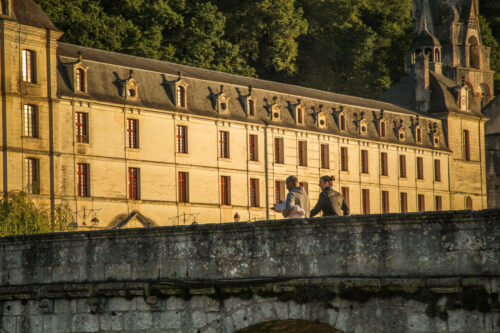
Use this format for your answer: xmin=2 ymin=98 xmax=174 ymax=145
xmin=0 ymin=210 xmax=500 ymax=333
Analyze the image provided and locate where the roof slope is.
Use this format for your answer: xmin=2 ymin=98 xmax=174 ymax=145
xmin=57 ymin=42 xmax=418 ymax=116
xmin=8 ymin=0 xmax=59 ymax=31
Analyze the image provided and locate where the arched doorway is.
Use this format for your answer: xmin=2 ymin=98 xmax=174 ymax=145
xmin=235 ymin=320 xmax=343 ymax=333
xmin=468 ymin=36 xmax=480 ymax=69
xmin=465 ymin=196 xmax=473 ymax=210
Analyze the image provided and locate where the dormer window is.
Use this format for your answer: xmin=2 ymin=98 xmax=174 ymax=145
xmin=317 ymin=112 xmax=327 ymax=129
xmin=247 ymin=99 xmax=255 ymax=116
xmin=297 ymin=107 xmax=304 ymax=125
xmin=416 ymin=127 xmax=422 ymax=143
xmin=216 ymin=93 xmax=229 ymax=114
xmin=75 ymin=69 xmax=85 ymax=92
xmin=340 ymin=114 xmax=346 ymax=130
xmin=176 ymin=85 xmax=186 ymax=108
xmin=380 ymin=121 xmax=386 ymax=137
xmin=271 ymin=104 xmax=281 ymax=121
xmin=433 ymin=135 xmax=440 ymax=147
xmin=359 ymin=119 xmax=368 ymax=135
xmin=398 ymin=129 xmax=406 ymax=141
xmin=125 ymin=78 xmax=139 ymax=101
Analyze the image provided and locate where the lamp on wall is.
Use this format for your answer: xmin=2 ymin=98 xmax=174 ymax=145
xmin=73 ymin=208 xmax=101 ymax=227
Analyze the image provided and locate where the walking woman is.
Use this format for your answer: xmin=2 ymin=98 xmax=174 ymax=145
xmin=310 ymin=175 xmax=350 ymax=217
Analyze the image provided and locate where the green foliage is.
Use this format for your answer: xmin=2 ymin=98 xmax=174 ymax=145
xmin=0 ymin=192 xmax=72 ymax=237
xmin=293 ymin=0 xmax=412 ymax=98
xmin=35 ymin=0 xmax=499 ymax=98
xmin=479 ymin=16 xmax=500 ymax=95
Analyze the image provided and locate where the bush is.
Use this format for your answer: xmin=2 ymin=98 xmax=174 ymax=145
xmin=0 ymin=192 xmax=72 ymax=236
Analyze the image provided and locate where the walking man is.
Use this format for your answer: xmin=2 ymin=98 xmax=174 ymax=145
xmin=274 ymin=175 xmax=310 ymax=218
xmin=310 ymin=175 xmax=350 ymax=217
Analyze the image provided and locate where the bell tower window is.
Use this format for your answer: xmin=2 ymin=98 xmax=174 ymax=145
xmin=468 ymin=36 xmax=480 ymax=69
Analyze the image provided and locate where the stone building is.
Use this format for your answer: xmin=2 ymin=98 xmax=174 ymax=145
xmin=484 ymin=96 xmax=500 ymax=208
xmin=0 ymin=0 xmax=492 ymax=228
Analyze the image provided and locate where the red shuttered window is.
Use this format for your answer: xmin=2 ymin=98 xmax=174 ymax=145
xmin=77 ymin=163 xmax=90 ymax=197
xmin=128 ymin=168 xmax=140 ymax=200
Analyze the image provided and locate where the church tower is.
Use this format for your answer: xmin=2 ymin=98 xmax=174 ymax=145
xmin=412 ymin=0 xmax=494 ymax=106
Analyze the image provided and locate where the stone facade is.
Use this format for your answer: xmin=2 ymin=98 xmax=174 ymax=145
xmin=0 ymin=0 xmax=493 ymax=228
xmin=0 ymin=209 xmax=499 ymax=332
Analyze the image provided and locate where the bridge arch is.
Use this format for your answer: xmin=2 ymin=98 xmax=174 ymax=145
xmin=235 ymin=319 xmax=344 ymax=333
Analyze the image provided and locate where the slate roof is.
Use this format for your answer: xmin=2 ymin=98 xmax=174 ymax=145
xmin=485 ymin=96 xmax=500 ymax=135
xmin=380 ymin=71 xmax=483 ymax=116
xmin=5 ymin=0 xmax=59 ymax=31
xmin=56 ymin=42 xmax=449 ymax=150
xmin=411 ymin=28 xmax=441 ymax=48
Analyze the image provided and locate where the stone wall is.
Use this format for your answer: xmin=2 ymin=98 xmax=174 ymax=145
xmin=0 ymin=210 xmax=499 ymax=332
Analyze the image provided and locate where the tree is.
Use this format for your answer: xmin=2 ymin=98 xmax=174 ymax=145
xmin=0 ymin=192 xmax=72 ymax=237
xmin=480 ymin=16 xmax=500 ymax=95
xmin=292 ymin=0 xmax=412 ymax=99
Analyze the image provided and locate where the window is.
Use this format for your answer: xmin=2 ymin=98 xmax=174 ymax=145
xmin=418 ymin=194 xmax=425 ymax=212
xmin=321 ymin=144 xmax=329 ymax=169
xmin=25 ymin=158 xmax=39 ymax=194
xmin=380 ymin=121 xmax=386 ymax=137
xmin=297 ymin=107 xmax=303 ymax=124
xmin=361 ymin=150 xmax=368 ymax=174
xmin=23 ymin=104 xmax=38 ymax=138
xmin=1 ymin=0 xmax=7 ymax=15
xmin=341 ymin=147 xmax=348 ymax=171
xmin=274 ymin=138 xmax=284 ymax=164
xmin=75 ymin=68 xmax=85 ymax=92
xmin=381 ymin=152 xmax=388 ymax=176
xmin=362 ymin=189 xmax=370 ymax=214
xmin=176 ymin=125 xmax=187 ymax=153
xmin=221 ymin=176 xmax=231 ymax=205
xmin=299 ymin=182 xmax=308 ymax=194
xmin=77 ymin=163 xmax=89 ymax=197
xmin=219 ymin=131 xmax=230 ymax=158
xmin=340 ymin=114 xmax=346 ymax=130
xmin=128 ymin=167 xmax=140 ymax=200
xmin=178 ymin=172 xmax=189 ymax=203
xmin=435 ymin=196 xmax=442 ymax=211
xmin=382 ymin=190 xmax=389 ymax=213
xmin=127 ymin=119 xmax=139 ymax=148
xmin=400 ymin=192 xmax=408 ymax=213
xmin=434 ymin=160 xmax=441 ymax=182
xmin=75 ymin=112 xmax=88 ymax=143
xmin=275 ymin=180 xmax=285 ymax=203
xmin=416 ymin=128 xmax=422 ymax=143
xmin=22 ymin=50 xmax=36 ymax=83
xmin=250 ymin=178 xmax=259 ymax=207
xmin=463 ymin=130 xmax=470 ymax=161
xmin=341 ymin=187 xmax=349 ymax=207
xmin=417 ymin=157 xmax=424 ymax=180
xmin=176 ymin=85 xmax=186 ymax=107
xmin=399 ymin=155 xmax=407 ymax=178
xmin=249 ymin=134 xmax=258 ymax=161
xmin=465 ymin=196 xmax=473 ymax=210
xmin=298 ymin=141 xmax=307 ymax=166
xmin=247 ymin=99 xmax=255 ymax=116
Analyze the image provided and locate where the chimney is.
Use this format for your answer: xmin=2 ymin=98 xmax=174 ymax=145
xmin=415 ymin=52 xmax=431 ymax=113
